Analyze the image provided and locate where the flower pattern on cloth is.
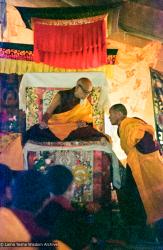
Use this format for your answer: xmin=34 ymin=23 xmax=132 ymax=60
xmin=28 ymin=149 xmax=110 ymax=204
xmin=105 ymin=40 xmax=162 ymax=161
xmin=0 ymin=132 xmax=20 ymax=153
xmin=0 ymin=48 xmax=33 ymax=61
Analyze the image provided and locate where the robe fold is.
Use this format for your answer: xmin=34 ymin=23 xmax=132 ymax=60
xmin=48 ymin=99 xmax=93 ymax=141
xmin=119 ymin=117 xmax=163 ymax=224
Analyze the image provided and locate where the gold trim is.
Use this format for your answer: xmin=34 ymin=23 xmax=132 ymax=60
xmin=32 ymin=14 xmax=107 ymax=27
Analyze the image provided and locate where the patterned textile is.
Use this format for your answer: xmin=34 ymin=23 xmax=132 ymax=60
xmin=107 ymin=49 xmax=118 ymax=65
xmin=26 ymin=87 xmax=104 ymax=132
xmin=27 ymin=149 xmax=111 ymax=204
xmin=0 ymin=58 xmax=114 ymax=78
xmin=0 ymin=48 xmax=33 ymax=61
xmin=27 ymin=138 xmax=105 ymax=147
xmin=105 ymin=40 xmax=161 ymax=161
xmin=0 ymin=132 xmax=20 ymax=153
xmin=150 ymin=68 xmax=163 ymax=151
xmin=16 ymin=6 xmax=109 ymax=29
xmin=0 ymin=43 xmax=33 ymax=61
xmin=0 ymin=132 xmax=24 ymax=170
xmin=0 ymin=42 xmax=116 ymax=64
xmin=33 ymin=14 xmax=107 ymax=26
xmin=24 ymin=138 xmax=120 ymax=189
xmin=108 ymin=41 xmax=161 ymax=117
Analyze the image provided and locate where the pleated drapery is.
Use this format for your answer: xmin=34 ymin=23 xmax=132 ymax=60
xmin=33 ymin=15 xmax=107 ymax=69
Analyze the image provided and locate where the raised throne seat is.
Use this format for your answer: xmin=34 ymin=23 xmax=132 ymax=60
xmin=19 ymin=72 xmax=120 ymax=204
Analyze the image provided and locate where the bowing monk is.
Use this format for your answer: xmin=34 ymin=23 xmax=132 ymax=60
xmin=109 ymin=103 xmax=163 ymax=242
xmin=24 ymin=78 xmax=108 ymax=143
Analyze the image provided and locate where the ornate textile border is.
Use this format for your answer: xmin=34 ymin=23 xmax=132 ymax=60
xmin=0 ymin=48 xmax=33 ymax=61
xmin=150 ymin=68 xmax=163 ymax=151
xmin=0 ymin=58 xmax=114 ymax=78
xmin=0 ymin=43 xmax=117 ymax=64
xmin=16 ymin=5 xmax=118 ymax=29
xmin=33 ymin=14 xmax=107 ymax=26
xmin=0 ymin=49 xmax=117 ymax=64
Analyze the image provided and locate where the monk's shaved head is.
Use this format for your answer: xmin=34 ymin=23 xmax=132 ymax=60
xmin=75 ymin=77 xmax=93 ymax=99
xmin=110 ymin=104 xmax=127 ymax=116
xmin=109 ymin=103 xmax=127 ymax=125
xmin=77 ymin=78 xmax=92 ymax=91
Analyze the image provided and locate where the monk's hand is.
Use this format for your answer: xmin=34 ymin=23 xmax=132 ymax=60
xmin=77 ymin=121 xmax=88 ymax=128
xmin=39 ymin=121 xmax=48 ymax=129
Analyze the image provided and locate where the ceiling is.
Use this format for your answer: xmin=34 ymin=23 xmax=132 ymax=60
xmin=7 ymin=0 xmax=123 ymax=7
xmin=5 ymin=0 xmax=163 ymax=41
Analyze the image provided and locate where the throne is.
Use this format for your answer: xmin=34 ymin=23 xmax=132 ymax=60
xmin=19 ymin=72 xmax=120 ymax=204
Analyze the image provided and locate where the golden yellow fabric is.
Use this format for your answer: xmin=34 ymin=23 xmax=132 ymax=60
xmin=0 ymin=207 xmax=37 ymax=250
xmin=119 ymin=117 xmax=154 ymax=155
xmin=0 ymin=133 xmax=24 ymax=170
xmin=119 ymin=118 xmax=163 ymax=224
xmin=48 ymin=99 xmax=93 ymax=140
xmin=54 ymin=240 xmax=72 ymax=250
xmin=0 ymin=58 xmax=113 ymax=79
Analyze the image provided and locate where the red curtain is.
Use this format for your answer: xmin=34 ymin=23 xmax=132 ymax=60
xmin=33 ymin=18 xmax=107 ymax=69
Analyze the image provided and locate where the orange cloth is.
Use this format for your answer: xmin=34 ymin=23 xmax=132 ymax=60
xmin=48 ymin=99 xmax=93 ymax=140
xmin=0 ymin=133 xmax=24 ymax=170
xmin=54 ymin=240 xmax=72 ymax=250
xmin=119 ymin=118 xmax=163 ymax=224
xmin=0 ymin=207 xmax=36 ymax=250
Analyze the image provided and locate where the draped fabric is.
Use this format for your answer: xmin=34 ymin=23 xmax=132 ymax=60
xmin=119 ymin=117 xmax=163 ymax=224
xmin=48 ymin=99 xmax=93 ymax=140
xmin=0 ymin=207 xmax=34 ymax=249
xmin=0 ymin=58 xmax=113 ymax=79
xmin=33 ymin=16 xmax=107 ymax=69
xmin=0 ymin=133 xmax=24 ymax=170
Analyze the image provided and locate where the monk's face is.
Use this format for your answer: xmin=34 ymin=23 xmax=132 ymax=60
xmin=109 ymin=109 xmax=122 ymax=125
xmin=4 ymin=91 xmax=17 ymax=107
xmin=75 ymin=78 xmax=93 ymax=99
xmin=66 ymin=182 xmax=76 ymax=200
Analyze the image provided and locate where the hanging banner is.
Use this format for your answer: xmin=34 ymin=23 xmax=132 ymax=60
xmin=33 ymin=15 xmax=107 ymax=69
xmin=150 ymin=68 xmax=163 ymax=151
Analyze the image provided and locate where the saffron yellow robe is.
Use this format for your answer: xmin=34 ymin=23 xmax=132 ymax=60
xmin=119 ymin=117 xmax=163 ymax=224
xmin=0 ymin=207 xmax=35 ymax=250
xmin=0 ymin=207 xmax=71 ymax=250
xmin=48 ymin=99 xmax=93 ymax=141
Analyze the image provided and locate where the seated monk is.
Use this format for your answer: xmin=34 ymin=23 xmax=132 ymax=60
xmin=23 ymin=78 xmax=109 ymax=144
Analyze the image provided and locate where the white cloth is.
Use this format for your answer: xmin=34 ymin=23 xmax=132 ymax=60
xmin=23 ymin=141 xmax=121 ymax=189
xmin=19 ymin=71 xmax=110 ymax=112
xmin=20 ymin=72 xmax=121 ymax=188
